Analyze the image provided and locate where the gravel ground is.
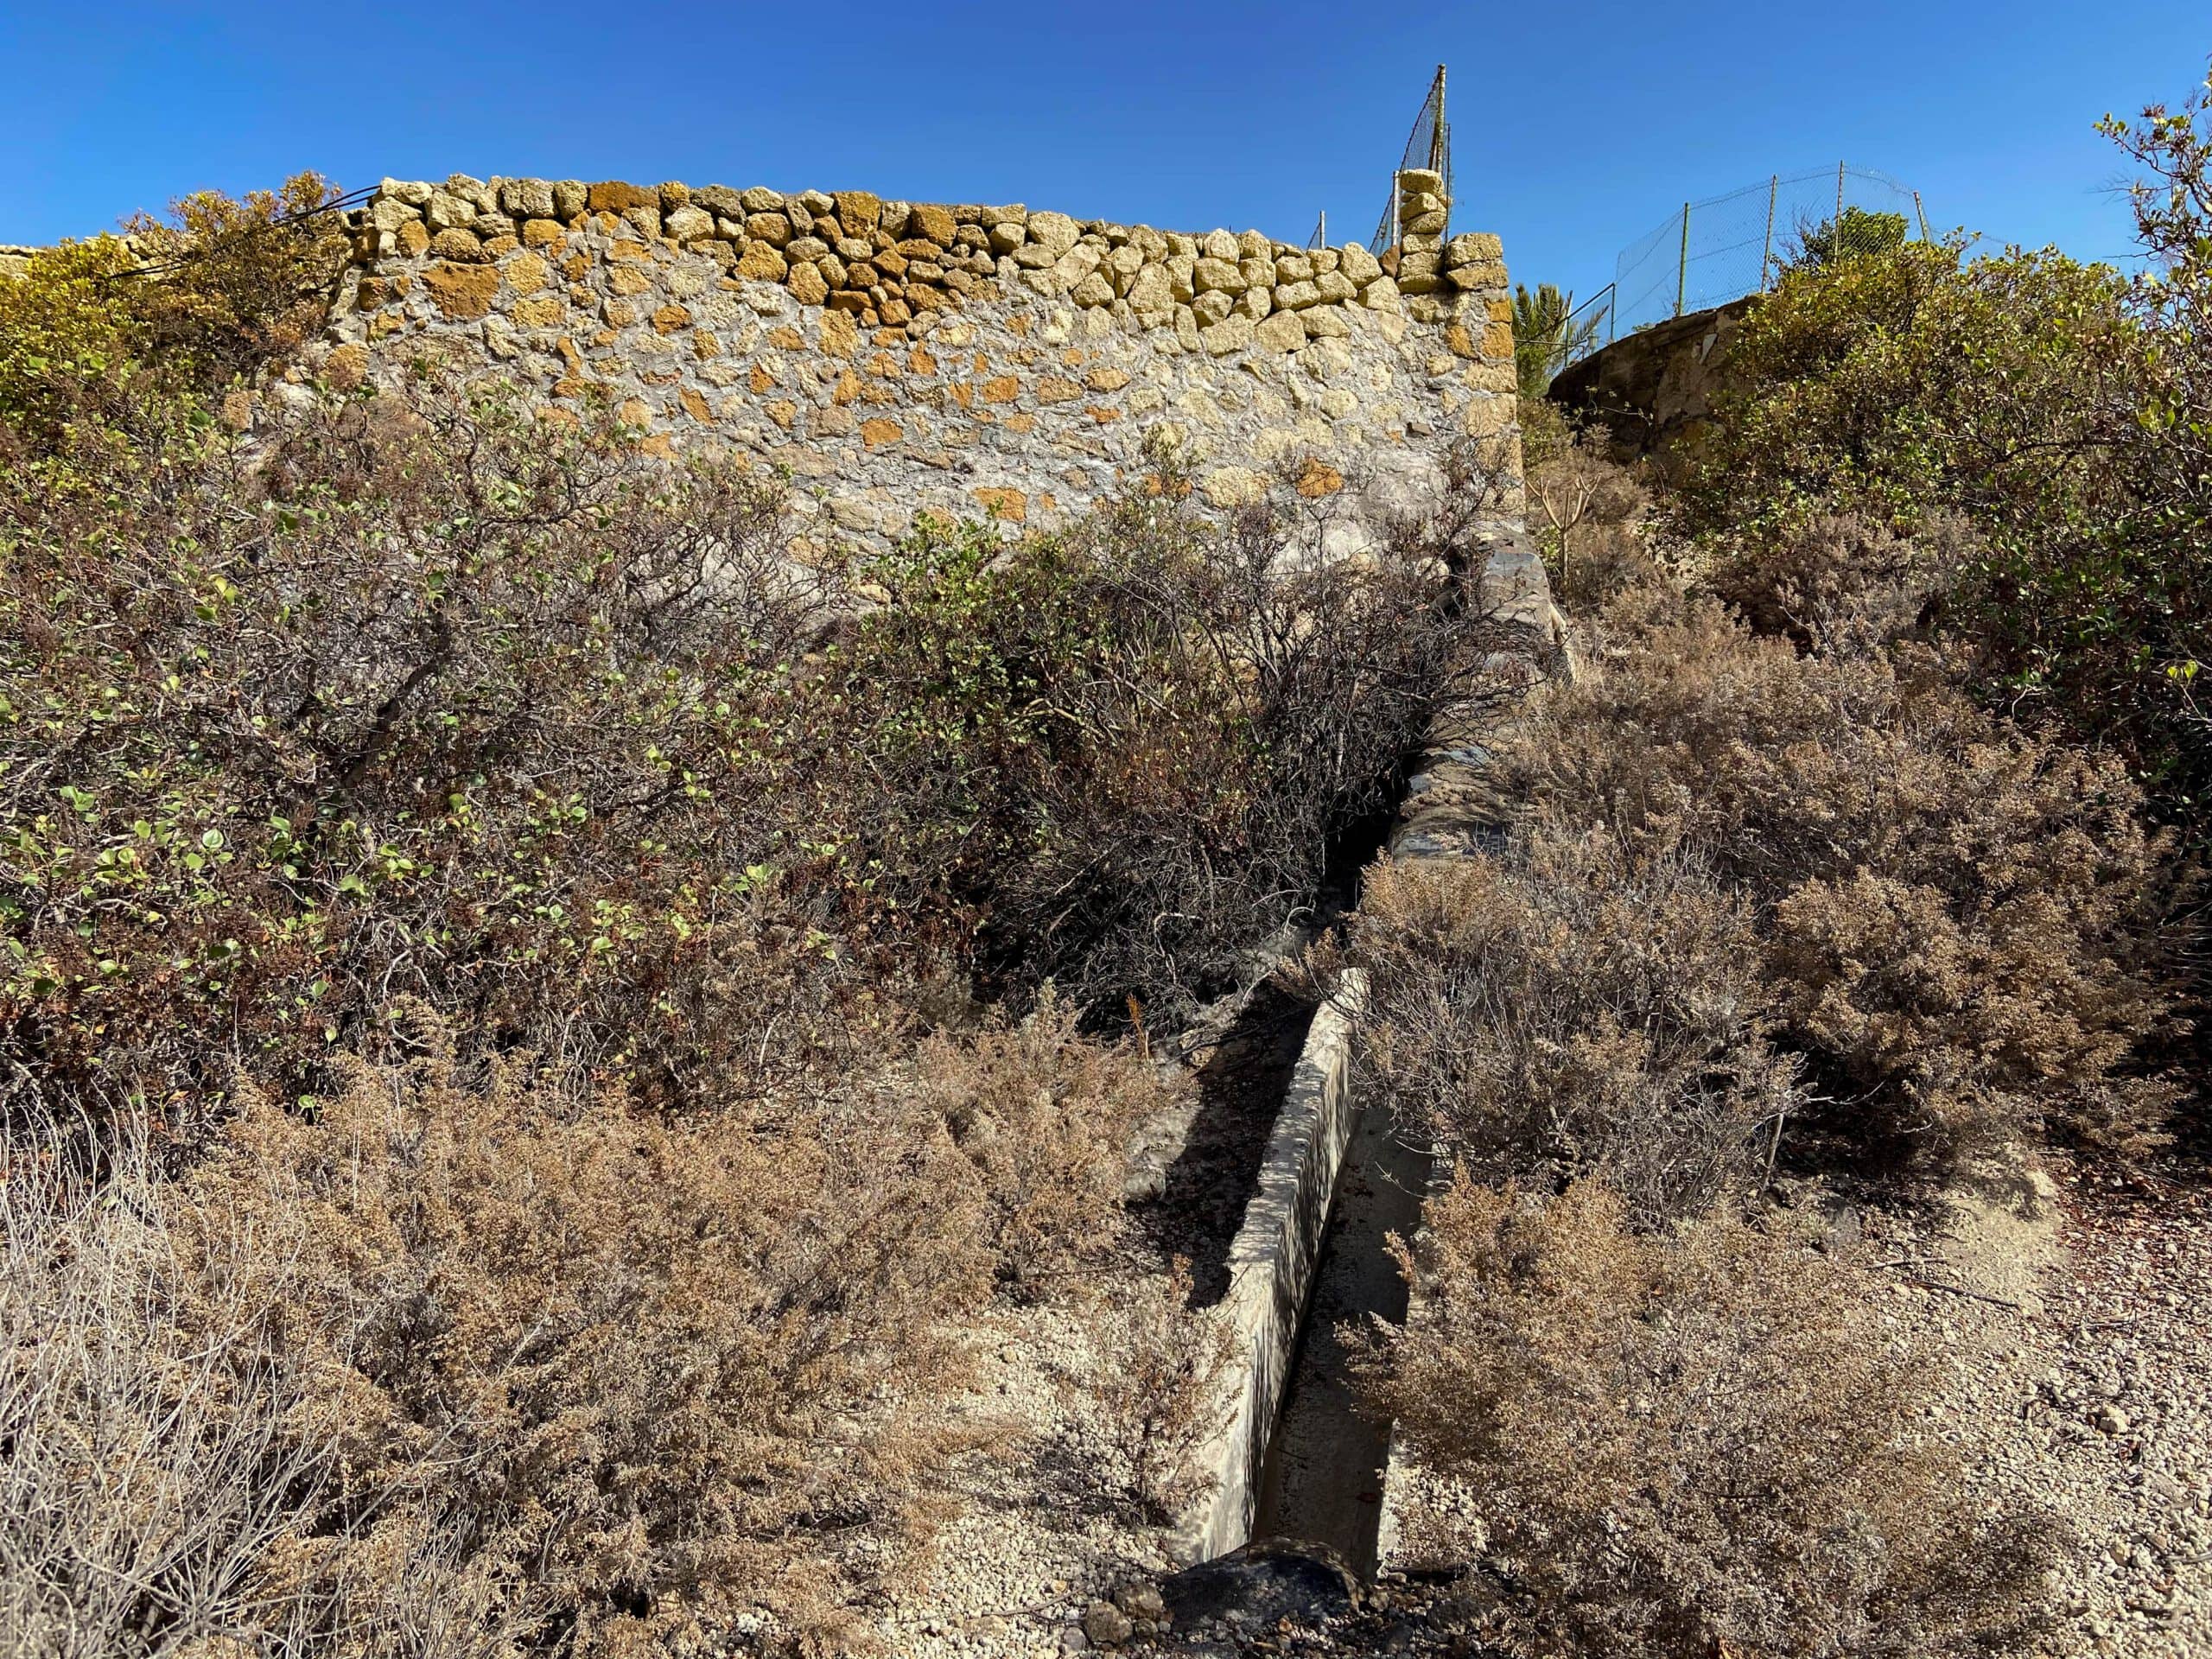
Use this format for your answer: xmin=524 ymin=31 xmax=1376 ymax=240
xmin=864 ymin=1159 xmax=2212 ymax=1656
xmin=868 ymin=1300 xmax=1185 ymax=1657
xmin=864 ymin=975 xmax=1323 ymax=1657
xmin=1916 ymin=1158 xmax=2212 ymax=1657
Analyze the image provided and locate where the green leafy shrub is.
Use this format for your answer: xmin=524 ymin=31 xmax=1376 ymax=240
xmin=1784 ymin=204 xmax=1910 ymax=270
xmin=1675 ymin=151 xmax=2212 ymax=810
xmin=0 ymin=174 xmax=346 ymax=447
xmin=0 ymin=378 xmax=887 ymax=1122
xmin=841 ymin=446 xmax=1508 ymax=1024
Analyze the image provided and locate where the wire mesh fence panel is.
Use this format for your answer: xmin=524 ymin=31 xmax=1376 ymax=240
xmin=1597 ymin=166 xmax=1925 ymax=343
xmin=1370 ymin=67 xmax=1452 ymax=254
xmin=1560 ymin=284 xmax=1617 ymax=370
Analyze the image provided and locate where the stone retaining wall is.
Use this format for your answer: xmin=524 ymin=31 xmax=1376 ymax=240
xmin=1546 ymin=296 xmax=1758 ymax=484
xmin=303 ymin=168 xmax=1520 ymax=546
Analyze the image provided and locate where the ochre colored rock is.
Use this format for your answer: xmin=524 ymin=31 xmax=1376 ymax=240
xmin=422 ymin=261 xmax=501 ymax=320
xmin=1026 ymin=211 xmax=1079 ymax=257
xmin=504 ymin=251 xmax=550 ymax=294
xmin=735 ymin=243 xmax=789 ymax=283
xmin=664 ymin=206 xmax=715 ymax=243
xmin=588 ymin=181 xmax=659 ymax=213
xmin=1200 ymin=315 xmax=1255 ymax=356
xmin=321 ymin=342 xmax=370 ymax=390
xmin=817 ymin=309 xmax=861 ymax=358
xmin=833 ymin=191 xmax=883 ymax=234
xmin=909 ymin=203 xmax=957 ymax=246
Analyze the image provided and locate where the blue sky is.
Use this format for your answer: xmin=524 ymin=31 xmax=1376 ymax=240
xmin=2 ymin=1 xmax=2205 ymax=306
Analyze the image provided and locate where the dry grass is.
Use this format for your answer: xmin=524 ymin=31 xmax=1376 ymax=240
xmin=1522 ymin=413 xmax=1668 ymax=609
xmin=1344 ymin=438 xmax=2176 ymax=1654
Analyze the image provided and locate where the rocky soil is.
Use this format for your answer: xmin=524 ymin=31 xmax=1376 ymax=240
xmin=1923 ymin=1158 xmax=2212 ymax=1657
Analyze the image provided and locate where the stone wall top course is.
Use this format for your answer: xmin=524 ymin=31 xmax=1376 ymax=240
xmin=292 ymin=170 xmax=1523 ymax=555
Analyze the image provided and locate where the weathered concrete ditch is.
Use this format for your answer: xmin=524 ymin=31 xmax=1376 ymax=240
xmin=1169 ymin=526 xmax=1560 ymax=1575
xmin=1249 ymin=1097 xmax=1432 ymax=1572
xmin=1169 ymin=972 xmax=1367 ymax=1565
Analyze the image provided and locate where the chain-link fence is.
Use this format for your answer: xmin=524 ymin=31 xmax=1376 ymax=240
xmin=1560 ymin=166 xmax=1929 ymax=368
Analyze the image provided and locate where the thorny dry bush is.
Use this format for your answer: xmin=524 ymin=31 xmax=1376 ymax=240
xmin=1354 ymin=839 xmax=1801 ymax=1228
xmin=1496 ymin=572 xmax=2182 ymax=1167
xmin=848 ymin=435 xmax=1522 ymax=1027
xmin=1353 ymin=1178 xmax=2056 ymax=1659
xmin=0 ymin=378 xmax=1511 ymax=1132
xmin=1345 ymin=429 xmax=2180 ymax=1652
xmin=1521 ymin=405 xmax=1669 ymax=611
xmin=2 ymin=377 xmax=878 ymax=1128
xmin=1 ymin=1109 xmax=528 ymax=1659
xmin=908 ymin=988 xmax=1178 ymax=1298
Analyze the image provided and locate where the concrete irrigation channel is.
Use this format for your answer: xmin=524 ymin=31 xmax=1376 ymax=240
xmin=1169 ymin=526 xmax=1560 ymax=1577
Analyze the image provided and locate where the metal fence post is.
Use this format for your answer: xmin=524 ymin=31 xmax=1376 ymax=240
xmin=1761 ymin=174 xmax=1777 ymax=289
xmin=1913 ymin=190 xmax=1929 ymax=242
xmin=1675 ymin=202 xmax=1690 ymax=317
xmin=1835 ymin=161 xmax=1846 ymax=227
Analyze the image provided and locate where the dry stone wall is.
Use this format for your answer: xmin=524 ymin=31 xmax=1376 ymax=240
xmin=307 ymin=168 xmax=1522 ymax=545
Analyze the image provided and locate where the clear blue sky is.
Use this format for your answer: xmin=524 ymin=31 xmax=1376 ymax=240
xmin=2 ymin=1 xmax=2205 ymax=304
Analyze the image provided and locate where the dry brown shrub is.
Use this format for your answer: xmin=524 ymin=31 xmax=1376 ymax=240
xmin=0 ymin=1121 xmax=526 ymax=1659
xmin=162 ymin=1013 xmax=997 ymax=1656
xmin=912 ymin=988 xmax=1179 ymax=1297
xmin=1061 ymin=1258 xmax=1236 ymax=1525
xmin=1353 ymin=1176 xmax=2056 ymax=1659
xmin=1354 ymin=838 xmax=1798 ymax=1224
xmin=1493 ymin=584 xmax=2182 ymax=1165
xmin=4 ymin=991 xmax=1177 ymax=1656
xmin=1524 ymin=419 xmax=1663 ymax=609
xmin=1707 ymin=509 xmax=1955 ymax=656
